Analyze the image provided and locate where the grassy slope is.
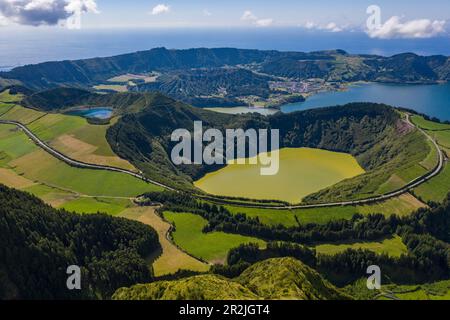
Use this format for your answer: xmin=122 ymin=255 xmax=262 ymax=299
xmin=314 ymin=235 xmax=408 ymax=258
xmin=113 ymin=257 xmax=350 ymax=300
xmin=411 ymin=116 xmax=450 ymax=203
xmin=237 ymin=257 xmax=350 ymax=300
xmin=414 ymin=163 xmax=450 ymax=203
xmin=119 ymin=207 xmax=209 ymax=276
xmin=0 ymin=94 xmax=135 ymax=171
xmin=0 ymin=90 xmax=22 ymax=103
xmin=225 ymin=193 xmax=425 ymax=227
xmin=346 ymin=278 xmax=450 ymax=300
xmin=60 ymin=197 xmax=133 ymax=215
xmin=163 ymin=211 xmax=265 ymax=264
xmin=304 ymin=128 xmax=431 ymax=203
xmin=0 ymin=124 xmax=162 ymax=199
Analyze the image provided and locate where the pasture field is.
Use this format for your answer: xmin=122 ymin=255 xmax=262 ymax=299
xmin=0 ymin=125 xmax=163 ymax=198
xmin=0 ymin=103 xmax=136 ymax=171
xmin=413 ymin=163 xmax=450 ymax=203
xmin=0 ymin=168 xmax=36 ymax=189
xmin=0 ymin=90 xmax=22 ymax=103
xmin=225 ymin=205 xmax=358 ymax=227
xmin=10 ymin=148 xmax=162 ymax=197
xmin=357 ymin=193 xmax=426 ymax=217
xmin=0 ymin=125 xmax=37 ymax=159
xmin=163 ymin=211 xmax=265 ymax=264
xmin=384 ymin=280 xmax=450 ymax=300
xmin=60 ymin=197 xmax=133 ymax=215
xmin=411 ymin=115 xmax=450 ymax=131
xmin=420 ymin=139 xmax=439 ymax=170
xmin=195 ymin=148 xmax=365 ymax=203
xmin=22 ymin=184 xmax=77 ymax=207
xmin=432 ymin=130 xmax=450 ymax=149
xmin=93 ymin=84 xmax=128 ymax=92
xmin=0 ymin=105 xmax=45 ymax=124
xmin=119 ymin=207 xmax=209 ymax=276
xmin=108 ymin=73 xmax=157 ymax=83
xmin=347 ymin=279 xmax=450 ymax=300
xmin=225 ymin=193 xmax=425 ymax=227
xmin=314 ymin=235 xmax=408 ymax=257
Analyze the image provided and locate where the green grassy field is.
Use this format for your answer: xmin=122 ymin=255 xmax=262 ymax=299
xmin=411 ymin=115 xmax=450 ymax=131
xmin=413 ymin=163 xmax=450 ymax=203
xmin=119 ymin=207 xmax=209 ymax=275
xmin=93 ymin=84 xmax=128 ymax=92
xmin=0 ymin=105 xmax=46 ymax=124
xmin=0 ymin=100 xmax=135 ymax=170
xmin=28 ymin=113 xmax=88 ymax=142
xmin=0 ymin=90 xmax=22 ymax=103
xmin=346 ymin=278 xmax=450 ymax=300
xmin=60 ymin=197 xmax=133 ymax=215
xmin=0 ymin=125 xmax=163 ymax=198
xmin=314 ymin=235 xmax=408 ymax=257
xmin=163 ymin=211 xmax=265 ymax=264
xmin=382 ymin=280 xmax=450 ymax=300
xmin=225 ymin=193 xmax=425 ymax=227
xmin=195 ymin=148 xmax=365 ymax=203
xmin=409 ymin=116 xmax=450 ymax=203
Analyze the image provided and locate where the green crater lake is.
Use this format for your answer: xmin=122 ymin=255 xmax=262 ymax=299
xmin=194 ymin=148 xmax=365 ymax=204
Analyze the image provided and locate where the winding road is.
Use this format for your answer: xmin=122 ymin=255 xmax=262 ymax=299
xmin=0 ymin=113 xmax=445 ymax=210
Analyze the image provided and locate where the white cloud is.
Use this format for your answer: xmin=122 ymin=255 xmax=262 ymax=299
xmin=0 ymin=0 xmax=98 ymax=26
xmin=151 ymin=4 xmax=170 ymax=15
xmin=202 ymin=9 xmax=211 ymax=17
xmin=65 ymin=0 xmax=99 ymax=15
xmin=304 ymin=21 xmax=317 ymax=29
xmin=241 ymin=10 xmax=256 ymax=21
xmin=25 ymin=0 xmax=55 ymax=11
xmin=0 ymin=13 xmax=8 ymax=26
xmin=300 ymin=21 xmax=345 ymax=32
xmin=241 ymin=10 xmax=273 ymax=27
xmin=367 ymin=16 xmax=446 ymax=39
xmin=256 ymin=18 xmax=273 ymax=27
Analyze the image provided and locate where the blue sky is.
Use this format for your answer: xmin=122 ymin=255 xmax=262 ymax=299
xmin=83 ymin=0 xmax=450 ymax=28
xmin=0 ymin=0 xmax=449 ymax=39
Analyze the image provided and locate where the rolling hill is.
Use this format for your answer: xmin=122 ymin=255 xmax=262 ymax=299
xmin=112 ymin=257 xmax=351 ymax=300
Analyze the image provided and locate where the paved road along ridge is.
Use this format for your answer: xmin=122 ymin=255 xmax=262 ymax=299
xmin=0 ymin=114 xmax=444 ymax=209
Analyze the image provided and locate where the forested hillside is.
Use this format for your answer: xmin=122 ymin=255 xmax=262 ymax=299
xmin=112 ymin=257 xmax=350 ymax=300
xmin=0 ymin=184 xmax=160 ymax=300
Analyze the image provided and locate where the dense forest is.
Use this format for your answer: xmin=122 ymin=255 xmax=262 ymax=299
xmin=0 ymin=184 xmax=160 ymax=300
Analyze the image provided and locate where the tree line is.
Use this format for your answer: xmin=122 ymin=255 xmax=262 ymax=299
xmin=0 ymin=185 xmax=160 ymax=300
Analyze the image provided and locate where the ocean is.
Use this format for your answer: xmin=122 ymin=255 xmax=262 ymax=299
xmin=1 ymin=28 xmax=450 ymax=69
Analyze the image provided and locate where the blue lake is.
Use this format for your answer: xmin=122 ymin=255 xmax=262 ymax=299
xmin=67 ymin=108 xmax=113 ymax=119
xmin=281 ymin=83 xmax=450 ymax=121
